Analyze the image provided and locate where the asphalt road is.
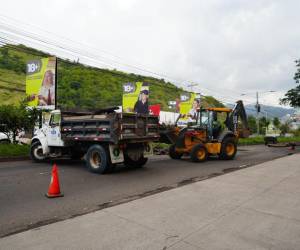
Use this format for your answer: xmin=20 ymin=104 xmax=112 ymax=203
xmin=0 ymin=145 xmax=298 ymax=237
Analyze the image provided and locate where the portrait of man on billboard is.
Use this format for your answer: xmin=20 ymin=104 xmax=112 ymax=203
xmin=134 ymin=88 xmax=149 ymax=114
xmin=122 ymin=82 xmax=149 ymax=114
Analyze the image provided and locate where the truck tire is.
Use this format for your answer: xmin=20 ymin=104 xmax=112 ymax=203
xmin=124 ymin=153 xmax=148 ymax=168
xmin=190 ymin=143 xmax=208 ymax=162
xmin=219 ymin=137 xmax=237 ymax=160
xmin=86 ymin=145 xmax=111 ymax=174
xmin=169 ymin=144 xmax=183 ymax=159
xmin=30 ymin=141 xmax=46 ymax=162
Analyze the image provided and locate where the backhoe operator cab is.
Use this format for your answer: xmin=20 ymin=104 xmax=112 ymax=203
xmin=167 ymin=100 xmax=250 ymax=162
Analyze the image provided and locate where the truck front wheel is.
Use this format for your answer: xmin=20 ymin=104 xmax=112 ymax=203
xmin=86 ymin=145 xmax=111 ymax=174
xmin=30 ymin=141 xmax=46 ymax=162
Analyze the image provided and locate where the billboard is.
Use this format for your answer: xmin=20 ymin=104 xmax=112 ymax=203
xmin=177 ymin=92 xmax=201 ymax=126
xmin=122 ymin=82 xmax=149 ymax=114
xmin=26 ymin=57 xmax=56 ymax=110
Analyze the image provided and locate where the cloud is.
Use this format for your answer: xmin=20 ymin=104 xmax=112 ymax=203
xmin=1 ymin=0 xmax=299 ymax=106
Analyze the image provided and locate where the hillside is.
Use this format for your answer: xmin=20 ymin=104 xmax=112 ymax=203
xmin=226 ymin=103 xmax=295 ymax=119
xmin=0 ymin=44 xmax=223 ymax=110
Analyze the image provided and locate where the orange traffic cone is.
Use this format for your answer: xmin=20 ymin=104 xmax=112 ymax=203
xmin=46 ymin=164 xmax=64 ymax=198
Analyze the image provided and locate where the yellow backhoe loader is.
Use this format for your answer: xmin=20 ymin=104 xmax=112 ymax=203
xmin=160 ymin=100 xmax=250 ymax=162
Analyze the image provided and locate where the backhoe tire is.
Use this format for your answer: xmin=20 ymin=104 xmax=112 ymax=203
xmin=219 ymin=137 xmax=237 ymax=160
xmin=86 ymin=144 xmax=111 ymax=174
xmin=190 ymin=143 xmax=208 ymax=162
xmin=169 ymin=144 xmax=183 ymax=159
xmin=30 ymin=141 xmax=46 ymax=162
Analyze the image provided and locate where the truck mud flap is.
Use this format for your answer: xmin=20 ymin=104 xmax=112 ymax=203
xmin=109 ymin=145 xmax=124 ymax=164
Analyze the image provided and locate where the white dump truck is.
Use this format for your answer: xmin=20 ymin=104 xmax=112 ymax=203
xmin=30 ymin=107 xmax=160 ymax=174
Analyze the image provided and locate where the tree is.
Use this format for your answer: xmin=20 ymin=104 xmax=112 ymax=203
xmin=259 ymin=116 xmax=271 ymax=135
xmin=279 ymin=122 xmax=290 ymax=136
xmin=0 ymin=102 xmax=38 ymax=143
xmin=247 ymin=115 xmax=257 ymax=134
xmin=280 ymin=60 xmax=300 ymax=107
xmin=273 ymin=117 xmax=280 ymax=129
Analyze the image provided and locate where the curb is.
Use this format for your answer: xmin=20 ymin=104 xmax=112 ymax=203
xmin=0 ymin=156 xmax=30 ymax=162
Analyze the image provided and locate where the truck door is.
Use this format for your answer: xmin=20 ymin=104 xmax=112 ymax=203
xmin=47 ymin=113 xmax=64 ymax=147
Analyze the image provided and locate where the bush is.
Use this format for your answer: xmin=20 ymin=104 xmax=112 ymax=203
xmin=0 ymin=102 xmax=39 ymax=143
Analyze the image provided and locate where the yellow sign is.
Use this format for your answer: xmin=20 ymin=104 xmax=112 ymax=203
xmin=122 ymin=82 xmax=149 ymax=114
xmin=177 ymin=92 xmax=201 ymax=126
xmin=26 ymin=57 xmax=56 ymax=110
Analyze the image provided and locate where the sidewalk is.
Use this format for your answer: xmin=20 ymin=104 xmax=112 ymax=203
xmin=1 ymin=153 xmax=300 ymax=250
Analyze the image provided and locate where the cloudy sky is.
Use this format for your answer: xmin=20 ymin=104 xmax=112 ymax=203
xmin=1 ymin=0 xmax=300 ymax=106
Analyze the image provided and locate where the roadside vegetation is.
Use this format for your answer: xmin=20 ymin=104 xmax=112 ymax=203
xmin=238 ymin=136 xmax=300 ymax=145
xmin=0 ymin=144 xmax=30 ymax=157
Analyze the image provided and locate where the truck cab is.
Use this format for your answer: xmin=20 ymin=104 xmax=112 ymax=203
xmin=31 ymin=110 xmax=64 ymax=161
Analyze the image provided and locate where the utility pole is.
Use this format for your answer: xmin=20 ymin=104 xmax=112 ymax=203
xmin=256 ymin=91 xmax=260 ymax=135
xmin=187 ymin=83 xmax=197 ymax=92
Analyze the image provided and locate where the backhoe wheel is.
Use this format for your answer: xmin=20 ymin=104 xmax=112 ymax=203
xmin=190 ymin=144 xmax=208 ymax=162
xmin=30 ymin=141 xmax=46 ymax=162
xmin=86 ymin=145 xmax=111 ymax=174
xmin=219 ymin=137 xmax=237 ymax=160
xmin=169 ymin=144 xmax=183 ymax=159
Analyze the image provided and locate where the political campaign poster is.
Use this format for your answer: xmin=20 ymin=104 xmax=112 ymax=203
xmin=177 ymin=92 xmax=201 ymax=126
xmin=122 ymin=82 xmax=149 ymax=114
xmin=26 ymin=57 xmax=56 ymax=110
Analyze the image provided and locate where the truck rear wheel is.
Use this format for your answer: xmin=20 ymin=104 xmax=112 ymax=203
xmin=123 ymin=145 xmax=148 ymax=168
xmin=219 ymin=137 xmax=237 ymax=160
xmin=86 ymin=145 xmax=111 ymax=174
xmin=124 ymin=154 xmax=148 ymax=168
xmin=30 ymin=141 xmax=46 ymax=162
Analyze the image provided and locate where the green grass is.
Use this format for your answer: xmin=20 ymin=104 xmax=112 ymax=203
xmin=153 ymin=142 xmax=170 ymax=149
xmin=238 ymin=137 xmax=265 ymax=145
xmin=0 ymin=68 xmax=26 ymax=105
xmin=0 ymin=144 xmax=30 ymax=157
xmin=278 ymin=136 xmax=300 ymax=143
xmin=238 ymin=136 xmax=300 ymax=145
